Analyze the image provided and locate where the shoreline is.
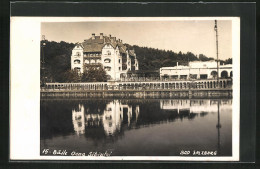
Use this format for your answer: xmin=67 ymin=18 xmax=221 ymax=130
xmin=40 ymin=89 xmax=232 ymax=99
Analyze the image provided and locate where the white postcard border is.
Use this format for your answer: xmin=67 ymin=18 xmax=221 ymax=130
xmin=10 ymin=17 xmax=240 ymax=161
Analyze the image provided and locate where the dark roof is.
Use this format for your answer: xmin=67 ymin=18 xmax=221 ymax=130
xmin=81 ymin=35 xmax=134 ymax=54
xmin=82 ymin=43 xmax=104 ymax=53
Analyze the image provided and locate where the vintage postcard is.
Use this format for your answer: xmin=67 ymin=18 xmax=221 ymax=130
xmin=10 ymin=17 xmax=240 ymax=161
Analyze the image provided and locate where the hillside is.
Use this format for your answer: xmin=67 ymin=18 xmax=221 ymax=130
xmin=40 ymin=40 xmax=231 ymax=82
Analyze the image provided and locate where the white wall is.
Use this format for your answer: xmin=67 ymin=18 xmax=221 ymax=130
xmin=71 ymin=45 xmax=84 ymax=73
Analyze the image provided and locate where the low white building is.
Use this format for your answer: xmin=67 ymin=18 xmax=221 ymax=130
xmin=71 ymin=33 xmax=139 ymax=80
xmin=160 ymin=61 xmax=232 ymax=80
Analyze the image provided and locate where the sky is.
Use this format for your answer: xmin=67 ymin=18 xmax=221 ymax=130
xmin=41 ymin=20 xmax=232 ymax=60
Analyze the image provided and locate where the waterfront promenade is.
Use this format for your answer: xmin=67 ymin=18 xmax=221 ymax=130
xmin=41 ymin=78 xmax=232 ymax=98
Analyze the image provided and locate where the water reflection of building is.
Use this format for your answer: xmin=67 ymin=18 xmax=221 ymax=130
xmin=72 ymin=99 xmax=231 ymax=137
xmin=72 ymin=100 xmax=139 ymax=136
xmin=160 ymin=99 xmax=232 ymax=114
xmin=101 ymin=101 xmax=140 ymax=136
xmin=102 ymin=100 xmax=123 ymax=136
xmin=72 ymin=104 xmax=85 ymax=135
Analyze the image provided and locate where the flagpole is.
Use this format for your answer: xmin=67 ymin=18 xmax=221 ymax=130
xmin=214 ymin=20 xmax=219 ymax=86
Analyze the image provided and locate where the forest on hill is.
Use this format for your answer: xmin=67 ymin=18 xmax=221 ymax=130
xmin=40 ymin=40 xmax=232 ymax=83
xmin=128 ymin=45 xmax=217 ymax=70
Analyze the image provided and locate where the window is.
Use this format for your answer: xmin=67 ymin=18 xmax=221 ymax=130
xmin=104 ymin=58 xmax=111 ymax=63
xmin=75 ymin=115 xmax=82 ymax=120
xmin=74 ymin=59 xmax=80 ymax=64
xmin=119 ymin=59 xmax=120 ymax=63
xmin=76 ymin=52 xmax=81 ymax=56
xmin=104 ymin=66 xmax=111 ymax=71
xmin=78 ymin=122 xmax=82 ymax=127
xmin=107 ymin=50 xmax=111 ymax=55
xmin=119 ymin=67 xmax=121 ymax=71
xmin=106 ymin=116 xmax=112 ymax=120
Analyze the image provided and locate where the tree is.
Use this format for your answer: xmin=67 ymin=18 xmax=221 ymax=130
xmin=63 ymin=69 xmax=81 ymax=82
xmin=225 ymin=58 xmax=232 ymax=64
xmin=40 ymin=40 xmax=74 ymax=82
xmin=82 ymin=66 xmax=107 ymax=82
xmin=199 ymin=54 xmax=213 ymax=61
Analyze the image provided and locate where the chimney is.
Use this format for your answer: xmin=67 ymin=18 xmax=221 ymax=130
xmin=118 ymin=39 xmax=120 ymax=43
xmin=100 ymin=33 xmax=103 ymax=39
xmin=92 ymin=33 xmax=95 ymax=40
xmin=109 ymin=34 xmax=111 ymax=39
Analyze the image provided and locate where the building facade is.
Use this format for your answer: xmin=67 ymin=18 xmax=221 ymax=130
xmin=160 ymin=61 xmax=232 ymax=80
xmin=71 ymin=33 xmax=139 ymax=80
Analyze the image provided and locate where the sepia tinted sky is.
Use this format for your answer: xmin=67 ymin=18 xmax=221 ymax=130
xmin=41 ymin=20 xmax=232 ymax=60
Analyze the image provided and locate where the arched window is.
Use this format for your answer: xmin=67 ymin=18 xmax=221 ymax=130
xmin=230 ymin=71 xmax=233 ymax=77
xmin=104 ymin=58 xmax=111 ymax=63
xmin=74 ymin=59 xmax=80 ymax=64
xmin=221 ymin=71 xmax=228 ymax=78
xmin=107 ymin=50 xmax=111 ymax=55
xmin=211 ymin=71 xmax=217 ymax=79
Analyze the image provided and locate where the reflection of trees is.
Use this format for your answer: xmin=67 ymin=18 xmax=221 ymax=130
xmin=41 ymin=99 xmax=231 ymax=142
xmin=40 ymin=100 xmax=76 ymax=139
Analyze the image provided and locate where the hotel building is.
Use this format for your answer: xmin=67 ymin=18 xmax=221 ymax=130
xmin=71 ymin=33 xmax=139 ymax=80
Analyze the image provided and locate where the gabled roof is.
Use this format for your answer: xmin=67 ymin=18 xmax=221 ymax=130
xmin=74 ymin=42 xmax=84 ymax=49
xmin=81 ymin=34 xmax=129 ymax=54
xmin=129 ymin=50 xmax=136 ymax=56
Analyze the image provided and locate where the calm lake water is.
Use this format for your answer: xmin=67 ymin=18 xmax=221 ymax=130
xmin=40 ymin=98 xmax=232 ymax=156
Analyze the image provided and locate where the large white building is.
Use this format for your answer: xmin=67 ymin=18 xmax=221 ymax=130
xmin=71 ymin=33 xmax=139 ymax=80
xmin=160 ymin=61 xmax=232 ymax=80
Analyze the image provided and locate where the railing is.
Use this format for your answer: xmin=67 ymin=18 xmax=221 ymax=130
xmin=41 ymin=79 xmax=232 ymax=91
xmin=118 ymin=77 xmax=232 ymax=82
